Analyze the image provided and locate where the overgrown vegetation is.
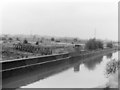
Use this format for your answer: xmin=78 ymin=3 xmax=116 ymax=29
xmin=106 ymin=59 xmax=119 ymax=75
xmin=105 ymin=59 xmax=120 ymax=88
xmin=85 ymin=38 xmax=103 ymax=50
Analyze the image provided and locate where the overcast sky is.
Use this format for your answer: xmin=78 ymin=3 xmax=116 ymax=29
xmin=0 ymin=0 xmax=118 ymax=41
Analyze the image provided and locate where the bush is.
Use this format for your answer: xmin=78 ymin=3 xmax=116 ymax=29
xmin=106 ymin=59 xmax=119 ymax=75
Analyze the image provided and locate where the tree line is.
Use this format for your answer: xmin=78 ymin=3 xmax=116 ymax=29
xmin=85 ymin=38 xmax=113 ymax=50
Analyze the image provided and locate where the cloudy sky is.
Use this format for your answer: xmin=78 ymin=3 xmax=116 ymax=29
xmin=0 ymin=0 xmax=118 ymax=41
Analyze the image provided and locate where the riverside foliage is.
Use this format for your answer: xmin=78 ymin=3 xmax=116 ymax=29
xmin=85 ymin=38 xmax=103 ymax=50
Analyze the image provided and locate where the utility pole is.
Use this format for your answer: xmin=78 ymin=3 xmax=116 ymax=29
xmin=94 ymin=28 xmax=96 ymax=39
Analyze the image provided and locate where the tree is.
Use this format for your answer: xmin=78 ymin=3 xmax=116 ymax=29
xmin=107 ymin=42 xmax=113 ymax=48
xmin=36 ymin=41 xmax=39 ymax=45
xmin=85 ymin=39 xmax=96 ymax=50
xmin=23 ymin=39 xmax=28 ymax=44
xmin=16 ymin=37 xmax=20 ymax=41
xmin=8 ymin=37 xmax=13 ymax=42
xmin=8 ymin=37 xmax=13 ymax=41
xmin=40 ymin=40 xmax=43 ymax=43
xmin=96 ymin=40 xmax=103 ymax=49
xmin=51 ymin=37 xmax=55 ymax=41
xmin=2 ymin=37 xmax=6 ymax=41
xmin=85 ymin=38 xmax=103 ymax=50
xmin=73 ymin=38 xmax=78 ymax=42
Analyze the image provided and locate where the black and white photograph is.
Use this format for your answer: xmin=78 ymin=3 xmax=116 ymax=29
xmin=0 ymin=0 xmax=119 ymax=89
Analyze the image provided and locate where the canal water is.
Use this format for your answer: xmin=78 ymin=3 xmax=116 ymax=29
xmin=19 ymin=51 xmax=118 ymax=88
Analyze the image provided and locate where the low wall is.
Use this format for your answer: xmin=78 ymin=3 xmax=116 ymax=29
xmin=1 ymin=53 xmax=69 ymax=72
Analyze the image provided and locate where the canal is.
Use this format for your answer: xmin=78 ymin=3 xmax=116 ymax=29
xmin=3 ymin=51 xmax=118 ymax=89
xmin=18 ymin=51 xmax=118 ymax=88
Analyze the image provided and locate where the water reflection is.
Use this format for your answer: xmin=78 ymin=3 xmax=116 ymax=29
xmin=3 ymin=59 xmax=71 ymax=89
xmin=21 ymin=54 xmax=108 ymax=88
xmin=83 ymin=56 xmax=103 ymax=70
xmin=21 ymin=52 xmax=117 ymax=88
xmin=74 ymin=63 xmax=80 ymax=72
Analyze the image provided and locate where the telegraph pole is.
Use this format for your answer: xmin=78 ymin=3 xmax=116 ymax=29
xmin=94 ymin=28 xmax=96 ymax=39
